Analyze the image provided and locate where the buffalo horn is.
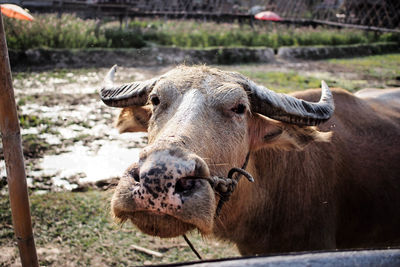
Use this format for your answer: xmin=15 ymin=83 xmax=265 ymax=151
xmin=100 ymin=65 xmax=157 ymax=107
xmin=245 ymin=80 xmax=334 ymax=126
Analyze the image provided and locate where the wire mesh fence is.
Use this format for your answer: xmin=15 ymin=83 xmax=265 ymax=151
xmin=1 ymin=0 xmax=399 ymax=30
xmin=265 ymin=0 xmax=399 ymax=29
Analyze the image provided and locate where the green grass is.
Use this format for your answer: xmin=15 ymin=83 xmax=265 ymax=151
xmin=328 ymin=54 xmax=400 ymax=81
xmin=21 ymin=134 xmax=55 ymax=158
xmin=4 ymin=14 xmax=108 ymax=50
xmin=0 ymin=190 xmax=238 ymax=266
xmin=19 ymin=114 xmax=53 ymax=129
xmin=237 ymin=69 xmax=368 ymax=93
xmin=127 ymin=19 xmax=399 ymax=49
xmin=238 ymin=70 xmax=323 ymax=93
xmin=4 ymin=14 xmax=399 ymax=50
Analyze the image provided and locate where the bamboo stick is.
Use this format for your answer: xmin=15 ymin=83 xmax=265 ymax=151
xmin=131 ymin=244 xmax=163 ymax=258
xmin=0 ymin=12 xmax=39 ymax=267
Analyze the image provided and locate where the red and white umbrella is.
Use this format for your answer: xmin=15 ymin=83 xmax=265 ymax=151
xmin=255 ymin=11 xmax=282 ymax=21
xmin=1 ymin=4 xmax=34 ymax=21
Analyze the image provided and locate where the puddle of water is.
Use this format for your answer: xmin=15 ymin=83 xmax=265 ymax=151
xmin=38 ymin=133 xmax=61 ymax=145
xmin=38 ymin=136 xmax=144 ymax=189
xmin=21 ymin=128 xmax=40 ymax=135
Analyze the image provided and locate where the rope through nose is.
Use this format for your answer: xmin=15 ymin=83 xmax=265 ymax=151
xmin=211 ymin=166 xmax=254 ymax=217
xmin=209 ymin=152 xmax=253 ymax=217
xmin=182 ymin=152 xmax=253 ymax=260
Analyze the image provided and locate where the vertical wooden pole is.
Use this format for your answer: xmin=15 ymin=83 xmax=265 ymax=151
xmin=0 ymin=13 xmax=39 ymax=267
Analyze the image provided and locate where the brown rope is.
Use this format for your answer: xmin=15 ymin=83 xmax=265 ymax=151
xmin=209 ymin=167 xmax=254 ymax=217
xmin=183 ymin=234 xmax=202 ymax=260
xmin=210 ymin=153 xmax=254 ymax=217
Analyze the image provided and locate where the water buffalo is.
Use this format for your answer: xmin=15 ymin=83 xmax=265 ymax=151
xmin=100 ymin=65 xmax=400 ymax=255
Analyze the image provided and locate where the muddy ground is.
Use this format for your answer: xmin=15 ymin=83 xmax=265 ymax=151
xmin=0 ymin=66 xmax=168 ymax=193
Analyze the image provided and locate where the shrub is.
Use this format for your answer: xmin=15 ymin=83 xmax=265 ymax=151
xmin=4 ymin=14 xmax=108 ymax=50
xmin=104 ymin=28 xmax=146 ymax=48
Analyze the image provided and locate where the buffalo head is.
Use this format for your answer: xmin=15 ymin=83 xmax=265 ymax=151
xmin=100 ymin=65 xmax=334 ymax=238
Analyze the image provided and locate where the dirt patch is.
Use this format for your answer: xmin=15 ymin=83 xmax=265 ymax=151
xmin=0 ymin=245 xmax=77 ymax=267
xmin=0 ymin=246 xmax=17 ymax=266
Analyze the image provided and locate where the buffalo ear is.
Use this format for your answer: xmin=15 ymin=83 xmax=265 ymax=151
xmin=248 ymin=113 xmax=331 ymax=151
xmin=116 ymin=105 xmax=152 ymax=133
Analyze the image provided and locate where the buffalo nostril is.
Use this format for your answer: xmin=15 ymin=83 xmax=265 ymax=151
xmin=128 ymin=168 xmax=140 ymax=183
xmin=133 ymin=173 xmax=140 ymax=183
xmin=175 ymin=178 xmax=196 ymax=196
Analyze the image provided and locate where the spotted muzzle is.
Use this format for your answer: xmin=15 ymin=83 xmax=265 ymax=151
xmin=111 ymin=146 xmax=216 ymax=237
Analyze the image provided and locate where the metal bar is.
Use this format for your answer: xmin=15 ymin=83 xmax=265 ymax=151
xmin=0 ymin=12 xmax=39 ymax=267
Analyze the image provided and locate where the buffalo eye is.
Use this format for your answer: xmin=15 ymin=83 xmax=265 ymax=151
xmin=231 ymin=103 xmax=246 ymax=114
xmin=150 ymin=95 xmax=160 ymax=106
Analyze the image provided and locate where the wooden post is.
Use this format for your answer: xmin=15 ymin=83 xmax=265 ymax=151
xmin=0 ymin=12 xmax=39 ymax=267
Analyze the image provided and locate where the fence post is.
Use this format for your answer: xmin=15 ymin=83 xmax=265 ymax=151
xmin=0 ymin=12 xmax=39 ymax=267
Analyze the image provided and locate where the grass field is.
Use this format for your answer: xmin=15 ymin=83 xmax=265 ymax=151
xmin=0 ymin=53 xmax=399 ymax=266
xmin=225 ymin=53 xmax=400 ymax=92
xmin=0 ymin=191 xmax=238 ymax=266
xmin=4 ymin=14 xmax=399 ymax=50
